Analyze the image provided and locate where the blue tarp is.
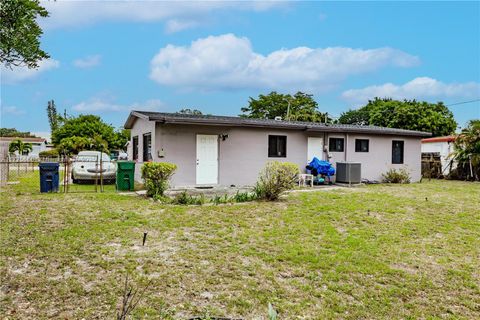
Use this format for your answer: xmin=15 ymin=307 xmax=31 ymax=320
xmin=308 ymin=157 xmax=335 ymax=177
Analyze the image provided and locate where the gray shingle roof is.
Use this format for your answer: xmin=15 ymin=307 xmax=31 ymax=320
xmin=125 ymin=111 xmax=431 ymax=137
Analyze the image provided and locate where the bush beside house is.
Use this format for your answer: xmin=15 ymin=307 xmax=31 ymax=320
xmin=141 ymin=162 xmax=177 ymax=199
xmin=382 ymin=168 xmax=411 ymax=184
xmin=141 ymin=161 xmax=299 ymax=204
xmin=255 ymin=161 xmax=300 ymax=200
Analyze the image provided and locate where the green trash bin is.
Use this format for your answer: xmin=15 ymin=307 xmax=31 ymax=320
xmin=116 ymin=161 xmax=135 ymax=191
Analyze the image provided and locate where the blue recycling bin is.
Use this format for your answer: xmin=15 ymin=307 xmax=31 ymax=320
xmin=39 ymin=162 xmax=59 ymax=193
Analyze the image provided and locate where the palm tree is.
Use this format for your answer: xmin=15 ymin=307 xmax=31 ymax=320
xmin=452 ymin=120 xmax=480 ymax=180
xmin=8 ymin=139 xmax=33 ymax=156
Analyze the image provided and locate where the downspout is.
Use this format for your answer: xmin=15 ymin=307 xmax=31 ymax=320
xmin=323 ymin=132 xmax=329 ymax=160
xmin=345 ymin=133 xmax=348 ymax=161
xmin=323 ymin=132 xmax=326 ymax=160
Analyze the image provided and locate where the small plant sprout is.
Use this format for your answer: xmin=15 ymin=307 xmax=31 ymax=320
xmin=268 ymin=302 xmax=278 ymax=320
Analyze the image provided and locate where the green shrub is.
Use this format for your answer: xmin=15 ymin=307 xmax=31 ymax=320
xmin=211 ymin=194 xmax=231 ymax=205
xmin=172 ymin=191 xmax=205 ymax=205
xmin=255 ymin=161 xmax=300 ymax=200
xmin=382 ymin=168 xmax=411 ymax=184
xmin=141 ymin=162 xmax=177 ymax=198
xmin=253 ymin=183 xmax=266 ymax=199
xmin=172 ymin=190 xmax=257 ymax=206
xmin=233 ymin=191 xmax=257 ymax=202
xmin=39 ymin=149 xmax=59 ymax=158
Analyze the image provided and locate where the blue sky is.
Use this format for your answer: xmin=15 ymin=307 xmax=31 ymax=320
xmin=1 ymin=1 xmax=479 ymax=138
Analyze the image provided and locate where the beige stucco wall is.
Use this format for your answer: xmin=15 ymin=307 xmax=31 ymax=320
xmin=128 ymin=119 xmax=422 ymax=186
xmin=127 ymin=117 xmax=156 ymax=181
xmin=156 ymin=124 xmax=315 ymax=187
xmin=326 ymin=133 xmax=421 ymax=182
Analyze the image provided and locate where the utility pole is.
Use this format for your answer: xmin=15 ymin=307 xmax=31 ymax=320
xmin=286 ymin=99 xmax=291 ymax=121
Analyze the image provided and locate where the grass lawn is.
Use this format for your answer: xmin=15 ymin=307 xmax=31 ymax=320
xmin=1 ymin=173 xmax=479 ymax=319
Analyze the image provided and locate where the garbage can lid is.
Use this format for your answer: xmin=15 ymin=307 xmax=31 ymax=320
xmin=117 ymin=161 xmax=135 ymax=169
xmin=39 ymin=162 xmax=59 ymax=169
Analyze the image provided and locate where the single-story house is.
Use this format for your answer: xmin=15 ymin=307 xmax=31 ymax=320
xmin=421 ymin=135 xmax=457 ymax=173
xmin=0 ymin=136 xmax=48 ymax=159
xmin=124 ymin=111 xmax=431 ymax=187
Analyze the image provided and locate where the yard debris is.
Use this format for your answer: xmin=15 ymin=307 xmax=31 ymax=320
xmin=199 ymin=291 xmax=214 ymax=300
xmin=116 ymin=274 xmax=152 ymax=320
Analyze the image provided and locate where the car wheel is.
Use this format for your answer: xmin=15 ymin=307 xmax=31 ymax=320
xmin=71 ymin=173 xmax=78 ymax=184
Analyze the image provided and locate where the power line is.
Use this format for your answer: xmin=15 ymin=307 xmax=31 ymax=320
xmin=446 ymin=99 xmax=480 ymax=106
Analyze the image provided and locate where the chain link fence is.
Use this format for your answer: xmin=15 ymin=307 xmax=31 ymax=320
xmin=0 ymin=156 xmax=39 ymax=187
xmin=0 ymin=155 xmax=117 ymax=193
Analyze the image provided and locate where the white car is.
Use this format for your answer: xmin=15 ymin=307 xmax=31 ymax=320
xmin=118 ymin=152 xmax=128 ymax=160
xmin=71 ymin=151 xmax=116 ymax=183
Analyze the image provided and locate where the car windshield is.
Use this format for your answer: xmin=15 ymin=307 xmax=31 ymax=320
xmin=77 ymin=153 xmax=110 ymax=162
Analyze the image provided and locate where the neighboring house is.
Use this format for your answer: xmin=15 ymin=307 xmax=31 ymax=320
xmin=0 ymin=137 xmax=48 ymax=159
xmin=124 ymin=111 xmax=431 ymax=187
xmin=421 ymin=136 xmax=457 ymax=173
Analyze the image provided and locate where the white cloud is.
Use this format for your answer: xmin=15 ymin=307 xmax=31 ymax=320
xmin=72 ymin=98 xmax=164 ymax=113
xmin=165 ymin=19 xmax=200 ymax=34
xmin=129 ymin=99 xmax=165 ymax=111
xmin=1 ymin=105 xmax=26 ymax=116
xmin=73 ymin=54 xmax=101 ymax=68
xmin=149 ymin=33 xmax=419 ymax=92
xmin=341 ymin=77 xmax=480 ymax=105
xmin=1 ymin=59 xmax=60 ymax=84
xmin=40 ymin=1 xmax=286 ymax=32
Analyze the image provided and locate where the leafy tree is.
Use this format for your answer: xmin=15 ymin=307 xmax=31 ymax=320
xmin=241 ymin=91 xmax=332 ymax=123
xmin=38 ymin=149 xmax=59 ymax=158
xmin=177 ymin=108 xmax=203 ymax=115
xmin=452 ymin=119 xmax=480 ymax=180
xmin=110 ymin=129 xmax=130 ymax=150
xmin=337 ymin=107 xmax=371 ymax=126
xmin=46 ymin=100 xmax=59 ymax=134
xmin=52 ymin=115 xmax=128 ymax=154
xmin=0 ymin=128 xmax=36 ymax=137
xmin=91 ymin=135 xmax=109 ymax=153
xmin=0 ymin=0 xmax=50 ymax=68
xmin=8 ymin=139 xmax=32 ymax=155
xmin=57 ymin=136 xmax=91 ymax=156
xmin=338 ymin=98 xmax=457 ymax=136
xmin=57 ymin=135 xmax=110 ymax=156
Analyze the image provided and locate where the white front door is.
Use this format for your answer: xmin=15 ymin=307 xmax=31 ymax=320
xmin=196 ymin=134 xmax=218 ymax=185
xmin=307 ymin=137 xmax=323 ymax=162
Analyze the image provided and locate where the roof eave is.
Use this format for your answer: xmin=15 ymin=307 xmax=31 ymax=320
xmin=158 ymin=117 xmax=306 ymax=130
xmin=158 ymin=117 xmax=431 ymax=137
xmin=129 ymin=111 xmax=431 ymax=137
xmin=124 ymin=111 xmax=150 ymax=129
xmin=306 ymin=126 xmax=431 ymax=137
